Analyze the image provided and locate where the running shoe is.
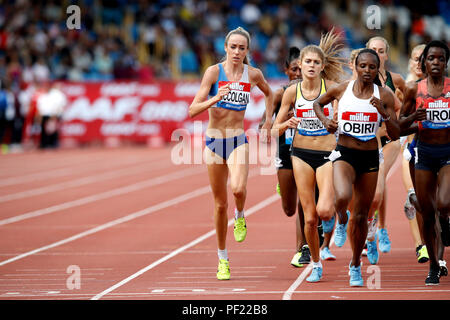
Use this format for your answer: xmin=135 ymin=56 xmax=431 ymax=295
xmin=349 ymin=264 xmax=364 ymax=287
xmin=322 ymin=216 xmax=335 ymax=234
xmin=233 ymin=217 xmax=247 ymax=242
xmin=276 ymin=183 xmax=281 ymax=196
xmin=425 ymin=268 xmax=440 ymax=285
xmin=348 ymin=260 xmax=363 ymax=276
xmin=416 ymin=245 xmax=429 ymax=263
xmin=404 ymin=191 xmax=416 ymax=220
xmin=334 ymin=210 xmax=350 ymax=247
xmin=320 ymin=247 xmax=336 ymax=261
xmin=377 ymin=228 xmax=391 ymax=253
xmin=306 ymin=266 xmax=323 ymax=283
xmin=439 ymin=260 xmax=448 ymax=277
xmin=366 ymin=235 xmax=379 ymax=265
xmin=298 ymin=245 xmax=311 ymax=264
xmin=290 ymin=251 xmax=303 ymax=268
xmin=217 ymin=259 xmax=230 ymax=280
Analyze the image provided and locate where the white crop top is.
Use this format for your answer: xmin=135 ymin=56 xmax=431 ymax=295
xmin=337 ymin=80 xmax=382 ymax=141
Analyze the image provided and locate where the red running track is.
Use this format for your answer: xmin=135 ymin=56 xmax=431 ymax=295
xmin=0 ymin=145 xmax=448 ymax=300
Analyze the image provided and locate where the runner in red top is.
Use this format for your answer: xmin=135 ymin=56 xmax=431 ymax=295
xmin=399 ymin=40 xmax=450 ymax=285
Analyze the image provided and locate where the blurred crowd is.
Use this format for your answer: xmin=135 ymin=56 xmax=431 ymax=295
xmin=0 ymin=0 xmax=449 ymax=151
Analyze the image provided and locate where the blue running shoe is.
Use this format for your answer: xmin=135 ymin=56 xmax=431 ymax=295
xmin=320 ymin=247 xmax=336 ymax=261
xmin=334 ymin=210 xmax=350 ymax=247
xmin=377 ymin=228 xmax=391 ymax=253
xmin=349 ymin=264 xmax=364 ymax=287
xmin=366 ymin=235 xmax=379 ymax=265
xmin=306 ymin=266 xmax=323 ymax=282
xmin=322 ymin=216 xmax=335 ymax=234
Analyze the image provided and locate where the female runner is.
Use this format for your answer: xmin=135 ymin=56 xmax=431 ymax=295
xmin=313 ymin=49 xmax=399 ymax=286
xmin=272 ymin=30 xmax=346 ymax=282
xmin=399 ymin=40 xmax=449 ymax=285
xmin=189 ymin=27 xmax=274 ymax=280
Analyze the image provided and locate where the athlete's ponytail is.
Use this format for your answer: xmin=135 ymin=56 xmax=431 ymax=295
xmin=299 ymin=28 xmax=347 ymax=82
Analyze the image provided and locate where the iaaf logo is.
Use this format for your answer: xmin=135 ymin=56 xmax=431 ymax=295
xmin=342 ymin=112 xmax=378 ymax=122
xmin=63 ymin=97 xmax=188 ymax=122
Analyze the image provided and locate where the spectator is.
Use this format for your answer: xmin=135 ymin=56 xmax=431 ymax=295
xmin=36 ymin=82 xmax=66 ymax=149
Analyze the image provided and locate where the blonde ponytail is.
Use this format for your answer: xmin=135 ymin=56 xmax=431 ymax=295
xmin=299 ymin=28 xmax=347 ymax=82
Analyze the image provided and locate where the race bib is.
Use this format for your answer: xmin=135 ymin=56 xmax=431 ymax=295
xmin=216 ymin=81 xmax=251 ymax=111
xmin=340 ymin=111 xmax=379 ymax=141
xmin=419 ymin=98 xmax=450 ymax=130
xmin=295 ymin=107 xmax=330 ymax=136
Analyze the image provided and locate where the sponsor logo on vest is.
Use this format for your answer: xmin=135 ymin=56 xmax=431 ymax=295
xmin=296 ymin=108 xmax=329 ymax=118
xmin=350 ymin=113 xmax=370 ymax=121
xmin=342 ymin=111 xmax=378 ymax=122
xmin=229 ymin=82 xmax=245 ymax=91
xmin=428 ymin=100 xmax=448 ymax=109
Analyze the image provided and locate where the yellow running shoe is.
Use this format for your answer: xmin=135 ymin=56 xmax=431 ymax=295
xmin=416 ymin=245 xmax=429 ymax=263
xmin=217 ymin=259 xmax=230 ymax=280
xmin=276 ymin=183 xmax=281 ymax=196
xmin=290 ymin=251 xmax=304 ymax=268
xmin=234 ymin=217 xmax=247 ymax=242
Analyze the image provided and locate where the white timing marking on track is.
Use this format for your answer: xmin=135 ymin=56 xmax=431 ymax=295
xmin=90 ymin=193 xmax=280 ymax=300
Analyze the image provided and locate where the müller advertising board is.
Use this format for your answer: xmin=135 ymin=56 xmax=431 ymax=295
xmin=56 ymin=80 xmax=283 ymax=145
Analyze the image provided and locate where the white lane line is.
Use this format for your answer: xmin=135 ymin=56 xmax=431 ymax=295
xmin=2 ymin=288 xmax=450 ymax=299
xmin=0 ymin=166 xmax=204 ymax=226
xmin=0 ymin=161 xmax=171 ymax=203
xmin=282 ymin=156 xmax=402 ymax=300
xmin=0 ymin=185 xmax=212 ymax=267
xmin=90 ymin=193 xmax=280 ymax=300
xmin=0 ymin=151 xmax=168 ymax=187
xmin=0 ymin=168 xmax=261 ymax=267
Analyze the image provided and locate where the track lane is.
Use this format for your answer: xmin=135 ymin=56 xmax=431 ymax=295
xmin=0 ymin=146 xmax=448 ymax=300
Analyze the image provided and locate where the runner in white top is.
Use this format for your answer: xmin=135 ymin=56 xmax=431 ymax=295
xmin=273 ymin=29 xmax=346 ymax=283
xmin=313 ymin=48 xmax=399 ymax=287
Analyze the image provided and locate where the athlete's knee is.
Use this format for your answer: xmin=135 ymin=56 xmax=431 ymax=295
xmin=231 ymin=184 xmax=246 ymax=199
xmin=316 ymin=203 xmax=334 ymax=221
xmin=437 ymin=196 xmax=450 ymax=217
xmin=304 ymin=214 xmax=318 ymax=230
xmin=214 ymin=200 xmax=228 ymax=213
xmin=352 ymin=211 xmax=368 ymax=227
xmin=335 ymin=192 xmax=351 ymax=212
xmin=282 ymin=203 xmax=296 ymax=217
